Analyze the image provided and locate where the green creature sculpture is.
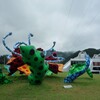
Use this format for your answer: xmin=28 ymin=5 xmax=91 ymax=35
xmin=0 ymin=67 xmax=11 ymax=84
xmin=20 ymin=45 xmax=49 ymax=85
xmin=64 ymin=54 xmax=93 ymax=83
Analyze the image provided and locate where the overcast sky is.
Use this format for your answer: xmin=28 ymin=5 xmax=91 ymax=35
xmin=0 ymin=0 xmax=100 ymax=55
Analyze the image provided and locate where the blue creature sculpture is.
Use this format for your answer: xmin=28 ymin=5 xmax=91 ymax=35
xmin=64 ymin=55 xmax=93 ymax=83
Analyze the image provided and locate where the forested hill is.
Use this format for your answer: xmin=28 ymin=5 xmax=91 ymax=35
xmin=83 ymin=48 xmax=100 ymax=57
xmin=57 ymin=48 xmax=100 ymax=64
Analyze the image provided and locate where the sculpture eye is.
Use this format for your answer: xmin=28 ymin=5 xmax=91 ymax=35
xmin=38 ymin=65 xmax=43 ymax=70
xmin=40 ymin=61 xmax=43 ymax=64
xmin=37 ymin=72 xmax=41 ymax=76
xmin=29 ymin=49 xmax=35 ymax=55
xmin=22 ymin=50 xmax=25 ymax=53
xmin=40 ymin=52 xmax=45 ymax=58
xmin=34 ymin=57 xmax=38 ymax=61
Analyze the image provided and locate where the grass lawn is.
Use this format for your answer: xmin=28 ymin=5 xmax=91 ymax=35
xmin=0 ymin=64 xmax=100 ymax=100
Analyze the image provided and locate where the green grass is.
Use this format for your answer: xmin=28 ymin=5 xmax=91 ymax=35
xmin=0 ymin=64 xmax=100 ymax=100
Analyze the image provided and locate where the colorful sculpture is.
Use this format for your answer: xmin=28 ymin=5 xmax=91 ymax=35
xmin=2 ymin=32 xmax=64 ymax=84
xmin=64 ymin=55 xmax=93 ymax=83
xmin=43 ymin=41 xmax=65 ymax=75
xmin=44 ymin=41 xmax=64 ymax=63
xmin=3 ymin=33 xmax=49 ymax=84
xmin=2 ymin=33 xmax=32 ymax=76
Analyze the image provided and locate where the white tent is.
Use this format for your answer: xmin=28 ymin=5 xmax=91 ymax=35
xmin=91 ymin=54 xmax=100 ymax=74
xmin=63 ymin=51 xmax=92 ymax=72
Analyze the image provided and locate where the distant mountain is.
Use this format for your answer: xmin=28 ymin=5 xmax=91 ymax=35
xmin=60 ymin=51 xmax=81 ymax=64
xmin=57 ymin=51 xmax=73 ymax=64
xmin=57 ymin=48 xmax=100 ymax=64
xmin=83 ymin=48 xmax=100 ymax=58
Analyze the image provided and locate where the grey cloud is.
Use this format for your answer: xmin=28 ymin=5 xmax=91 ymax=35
xmin=0 ymin=0 xmax=100 ymax=55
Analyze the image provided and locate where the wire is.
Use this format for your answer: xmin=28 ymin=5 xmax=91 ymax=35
xmin=67 ymin=0 xmax=74 ymax=18
xmin=71 ymin=0 xmax=92 ymax=34
xmin=69 ymin=0 xmax=100 ymax=51
xmin=86 ymin=13 xmax=100 ymax=26
xmin=65 ymin=0 xmax=74 ymax=28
